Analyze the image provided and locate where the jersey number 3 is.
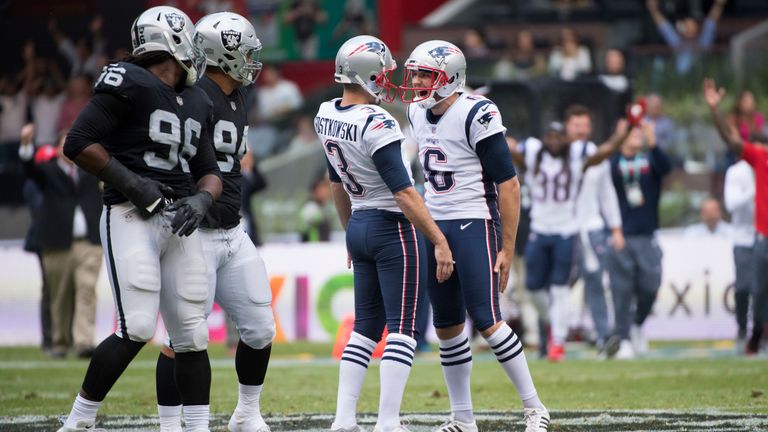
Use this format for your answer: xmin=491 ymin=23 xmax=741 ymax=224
xmin=325 ymin=141 xmax=365 ymax=196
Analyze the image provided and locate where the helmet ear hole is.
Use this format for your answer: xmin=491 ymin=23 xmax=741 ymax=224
xmin=172 ymin=35 xmax=181 ymax=45
xmin=369 ymin=74 xmax=376 ymax=81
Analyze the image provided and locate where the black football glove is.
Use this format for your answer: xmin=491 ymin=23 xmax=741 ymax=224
xmin=167 ymin=190 xmax=214 ymax=237
xmin=98 ymin=157 xmax=173 ymax=217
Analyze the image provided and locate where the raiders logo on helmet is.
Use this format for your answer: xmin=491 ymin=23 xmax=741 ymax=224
xmin=165 ymin=12 xmax=186 ymax=33
xmin=221 ymin=30 xmax=242 ymax=51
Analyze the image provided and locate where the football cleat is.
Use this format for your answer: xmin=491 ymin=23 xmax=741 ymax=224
xmin=523 ymin=407 xmax=550 ymax=432
xmin=602 ymin=334 xmax=622 ymax=359
xmin=547 ymin=343 xmax=565 ymax=362
xmin=433 ymin=417 xmax=479 ymax=432
xmin=373 ymin=427 xmax=411 ymax=432
xmin=228 ymin=411 xmax=271 ymax=432
xmin=330 ymin=425 xmax=366 ymax=432
xmin=56 ymin=421 xmax=105 ymax=432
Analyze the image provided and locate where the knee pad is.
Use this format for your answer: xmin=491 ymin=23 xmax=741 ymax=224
xmin=239 ymin=307 xmax=276 ymax=350
xmin=173 ymin=319 xmax=209 ymax=353
xmin=124 ymin=313 xmax=157 ymax=342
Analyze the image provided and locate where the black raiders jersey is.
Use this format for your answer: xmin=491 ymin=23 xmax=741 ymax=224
xmin=92 ymin=62 xmax=220 ymax=205
xmin=196 ymin=75 xmax=249 ymax=229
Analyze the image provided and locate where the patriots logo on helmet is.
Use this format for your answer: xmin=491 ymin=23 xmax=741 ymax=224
xmin=476 ymin=111 xmax=498 ymax=129
xmin=368 ymin=113 xmax=396 ymax=131
xmin=165 ymin=12 xmax=185 ymax=33
xmin=221 ymin=30 xmax=241 ymax=51
xmin=349 ymin=41 xmax=386 ymax=56
xmin=427 ymin=46 xmax=462 ymax=67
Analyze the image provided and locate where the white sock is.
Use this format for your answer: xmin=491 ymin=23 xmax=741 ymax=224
xmin=63 ymin=394 xmax=101 ymax=427
xmin=438 ymin=333 xmax=474 ymax=423
xmin=376 ymin=333 xmax=416 ymax=431
xmin=485 ymin=323 xmax=543 ymax=408
xmin=234 ymin=383 xmax=263 ymax=419
xmin=550 ymin=285 xmax=570 ymax=345
xmin=158 ymin=404 xmax=182 ymax=430
xmin=182 ymin=404 xmax=209 ymax=430
xmin=333 ymin=331 xmax=376 ymax=428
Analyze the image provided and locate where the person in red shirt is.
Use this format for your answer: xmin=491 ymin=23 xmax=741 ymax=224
xmin=704 ymin=78 xmax=768 ymax=355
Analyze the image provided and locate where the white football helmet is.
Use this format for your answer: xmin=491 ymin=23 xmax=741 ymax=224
xmin=130 ymin=6 xmax=206 ymax=87
xmin=195 ymin=12 xmax=263 ymax=85
xmin=334 ymin=35 xmax=397 ymax=103
xmin=400 ymin=40 xmax=466 ymax=109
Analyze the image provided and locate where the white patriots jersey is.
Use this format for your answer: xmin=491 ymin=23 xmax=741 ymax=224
xmin=521 ymin=138 xmax=594 ymax=235
xmin=408 ymin=93 xmax=507 ymax=220
xmin=315 ymin=99 xmax=411 ymax=212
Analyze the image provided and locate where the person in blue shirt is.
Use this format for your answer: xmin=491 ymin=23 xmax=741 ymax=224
xmin=604 ymin=120 xmax=672 ymax=359
xmin=646 ymin=0 xmax=727 ymax=75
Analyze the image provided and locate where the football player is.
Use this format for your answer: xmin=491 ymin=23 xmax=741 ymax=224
xmin=154 ymin=12 xmax=275 ymax=432
xmin=58 ymin=6 xmax=221 ymax=431
xmin=319 ymin=35 xmax=454 ymax=432
xmin=511 ymin=114 xmax=631 ymax=363
xmin=400 ymin=40 xmax=549 ymax=432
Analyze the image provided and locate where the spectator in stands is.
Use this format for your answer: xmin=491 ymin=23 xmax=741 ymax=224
xmin=548 ymin=27 xmax=592 ymax=81
xmin=599 ymin=49 xmax=629 ymax=94
xmin=284 ymin=0 xmax=327 ymax=60
xmin=684 ymin=198 xmax=732 ymax=237
xmin=646 ymin=0 xmax=727 ymax=75
xmin=30 ymin=60 xmax=67 ymax=147
xmin=48 ymin=16 xmax=107 ymax=78
xmin=605 ymin=121 xmax=671 ymax=360
xmin=494 ymin=30 xmax=547 ymax=80
xmin=257 ymin=65 xmax=304 ymax=122
xmin=56 ymin=74 xmax=92 ymax=135
xmin=288 ymin=115 xmax=321 ymax=153
xmin=333 ymin=0 xmax=374 ymax=41
xmin=644 ymin=94 xmax=680 ymax=160
xmin=723 ymin=150 xmax=756 ymax=353
xmin=297 ymin=174 xmax=332 ymax=242
xmin=461 ymin=28 xmax=491 ymax=59
xmin=0 ymin=73 xmax=28 ymax=168
xmin=19 ymin=124 xmax=102 ymax=359
xmin=728 ymin=90 xmax=766 ymax=142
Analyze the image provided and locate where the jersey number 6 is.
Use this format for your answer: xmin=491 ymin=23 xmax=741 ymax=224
xmin=423 ymin=148 xmax=455 ymax=193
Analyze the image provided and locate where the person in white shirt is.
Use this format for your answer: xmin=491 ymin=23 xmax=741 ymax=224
xmin=684 ymin=198 xmax=732 ymax=237
xmin=568 ymin=107 xmax=624 ymax=355
xmin=724 ymin=160 xmax=756 ymax=351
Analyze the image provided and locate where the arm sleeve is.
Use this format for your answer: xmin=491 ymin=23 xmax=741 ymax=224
xmin=467 ymin=100 xmax=507 ymax=148
xmin=362 ymin=111 xmax=406 ymax=156
xmin=63 ymin=92 xmax=131 ymax=160
xmin=188 ymin=111 xmax=222 ymax=183
xmin=475 ymin=132 xmax=517 ymax=183
xmin=699 ymin=18 xmax=717 ymax=47
xmin=649 ymin=146 xmax=672 ymax=177
xmin=598 ymin=162 xmax=622 ymax=228
xmin=371 ymin=141 xmax=413 ymax=194
xmin=658 ymin=22 xmax=681 ymax=48
xmin=326 ymin=158 xmax=342 ymax=183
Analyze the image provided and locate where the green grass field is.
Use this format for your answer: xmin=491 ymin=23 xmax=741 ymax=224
xmin=1 ymin=342 xmax=767 ymax=430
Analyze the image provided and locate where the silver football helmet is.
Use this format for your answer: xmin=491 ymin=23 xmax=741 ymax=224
xmin=334 ymin=35 xmax=397 ymax=103
xmin=400 ymin=40 xmax=466 ymax=109
xmin=130 ymin=6 xmax=206 ymax=87
xmin=195 ymin=12 xmax=263 ymax=85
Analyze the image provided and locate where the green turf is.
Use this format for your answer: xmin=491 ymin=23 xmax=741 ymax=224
xmin=1 ymin=344 xmax=766 ymax=419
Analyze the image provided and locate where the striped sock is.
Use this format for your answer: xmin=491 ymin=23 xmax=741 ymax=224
xmin=438 ymin=333 xmax=474 ymax=423
xmin=332 ymin=332 xmax=377 ymax=429
xmin=376 ymin=333 xmax=416 ymax=430
xmin=485 ymin=323 xmax=543 ymax=408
